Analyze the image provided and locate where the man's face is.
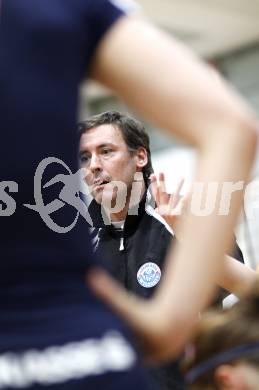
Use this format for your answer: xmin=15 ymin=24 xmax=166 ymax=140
xmin=79 ymin=124 xmax=146 ymax=207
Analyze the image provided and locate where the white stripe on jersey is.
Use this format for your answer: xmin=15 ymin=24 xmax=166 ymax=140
xmin=0 ymin=332 xmax=136 ymax=388
xmin=92 ymin=232 xmax=99 ymax=245
xmin=145 ymin=204 xmax=175 ymax=237
xmin=145 ymin=189 xmax=175 ymax=236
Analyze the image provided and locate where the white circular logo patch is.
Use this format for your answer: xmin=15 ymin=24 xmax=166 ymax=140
xmin=137 ymin=262 xmax=161 ymax=288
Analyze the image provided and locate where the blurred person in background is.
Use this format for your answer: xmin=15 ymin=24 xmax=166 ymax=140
xmin=183 ymin=281 xmax=259 ymax=390
xmin=0 ymin=0 xmax=258 ymax=389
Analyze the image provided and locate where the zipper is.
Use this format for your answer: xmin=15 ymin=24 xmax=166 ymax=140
xmin=119 ymin=236 xmax=124 ymax=251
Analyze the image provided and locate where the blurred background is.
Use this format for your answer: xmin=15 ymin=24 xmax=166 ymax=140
xmin=79 ymin=0 xmax=259 ymax=268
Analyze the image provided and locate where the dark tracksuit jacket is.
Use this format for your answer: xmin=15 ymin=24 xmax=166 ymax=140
xmin=88 ymin=192 xmax=244 ymax=390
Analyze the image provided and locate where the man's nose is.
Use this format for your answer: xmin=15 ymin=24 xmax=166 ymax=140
xmin=89 ymin=154 xmax=102 ymax=172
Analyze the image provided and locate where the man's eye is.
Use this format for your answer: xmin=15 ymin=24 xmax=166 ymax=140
xmin=80 ymin=155 xmax=90 ymax=163
xmin=102 ymin=149 xmax=112 ymax=155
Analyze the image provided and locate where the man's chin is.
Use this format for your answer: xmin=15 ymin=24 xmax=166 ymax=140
xmin=93 ymin=192 xmax=120 ymax=209
xmin=92 ymin=190 xmax=114 ymax=204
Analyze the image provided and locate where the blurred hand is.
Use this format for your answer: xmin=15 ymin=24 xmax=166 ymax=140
xmin=150 ymin=173 xmax=186 ymax=238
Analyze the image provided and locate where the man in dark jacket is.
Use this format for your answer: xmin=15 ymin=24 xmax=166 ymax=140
xmin=79 ymin=110 xmax=244 ymax=390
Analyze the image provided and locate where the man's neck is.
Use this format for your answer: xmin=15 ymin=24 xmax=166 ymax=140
xmin=110 ymin=209 xmax=128 ymax=222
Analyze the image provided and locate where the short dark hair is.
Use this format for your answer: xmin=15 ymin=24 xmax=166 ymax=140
xmin=78 ymin=111 xmax=154 ymax=184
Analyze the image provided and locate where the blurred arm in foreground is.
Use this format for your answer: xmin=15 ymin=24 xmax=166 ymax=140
xmin=87 ymin=15 xmax=258 ymax=362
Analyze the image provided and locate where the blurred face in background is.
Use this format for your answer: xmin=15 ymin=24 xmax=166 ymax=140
xmin=209 ymin=361 xmax=259 ymax=390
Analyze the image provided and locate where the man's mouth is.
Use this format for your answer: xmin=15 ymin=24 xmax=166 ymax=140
xmin=93 ymin=178 xmax=110 ymax=191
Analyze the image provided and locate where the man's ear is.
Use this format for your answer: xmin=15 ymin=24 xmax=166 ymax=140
xmin=135 ymin=147 xmax=148 ymax=170
xmin=214 ymin=364 xmax=246 ymax=390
